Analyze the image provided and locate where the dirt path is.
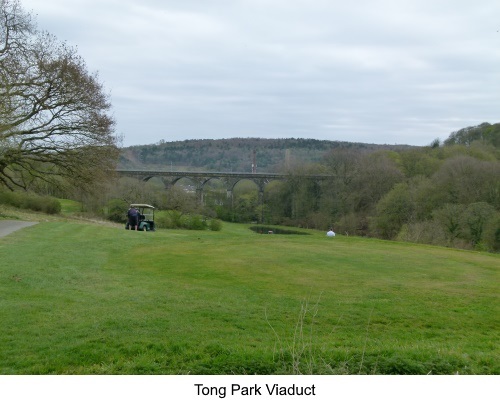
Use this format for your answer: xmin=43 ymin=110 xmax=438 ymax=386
xmin=0 ymin=220 xmax=39 ymax=237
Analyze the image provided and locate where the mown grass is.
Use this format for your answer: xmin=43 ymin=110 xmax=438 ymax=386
xmin=0 ymin=216 xmax=498 ymax=374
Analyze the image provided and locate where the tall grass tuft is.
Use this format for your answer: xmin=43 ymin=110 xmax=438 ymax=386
xmin=267 ymin=295 xmax=323 ymax=374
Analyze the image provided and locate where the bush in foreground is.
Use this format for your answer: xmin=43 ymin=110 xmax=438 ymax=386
xmin=155 ymin=210 xmax=222 ymax=231
xmin=0 ymin=191 xmax=61 ymax=214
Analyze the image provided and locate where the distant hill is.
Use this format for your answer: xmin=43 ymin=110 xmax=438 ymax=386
xmin=118 ymin=138 xmax=413 ymax=172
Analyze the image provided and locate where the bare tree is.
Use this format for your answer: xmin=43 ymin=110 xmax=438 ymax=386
xmin=0 ymin=0 xmax=33 ymax=58
xmin=0 ymin=0 xmax=118 ymax=191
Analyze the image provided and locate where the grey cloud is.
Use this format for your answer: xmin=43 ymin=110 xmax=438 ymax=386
xmin=21 ymin=0 xmax=500 ymax=146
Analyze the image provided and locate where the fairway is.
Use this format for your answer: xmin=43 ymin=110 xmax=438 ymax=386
xmin=1 ymin=221 xmax=498 ymax=374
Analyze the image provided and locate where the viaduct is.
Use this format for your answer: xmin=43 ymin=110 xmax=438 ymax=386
xmin=115 ymin=169 xmax=333 ymax=204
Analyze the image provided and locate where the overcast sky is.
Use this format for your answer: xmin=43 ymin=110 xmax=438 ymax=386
xmin=21 ymin=0 xmax=500 ymax=147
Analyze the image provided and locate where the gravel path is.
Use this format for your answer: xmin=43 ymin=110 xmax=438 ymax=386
xmin=0 ymin=220 xmax=39 ymax=237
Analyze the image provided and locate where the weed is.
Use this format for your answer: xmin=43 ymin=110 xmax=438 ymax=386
xmin=266 ymin=294 xmax=324 ymax=374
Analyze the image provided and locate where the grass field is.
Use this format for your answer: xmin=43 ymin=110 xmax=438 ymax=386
xmin=0 ymin=212 xmax=498 ymax=374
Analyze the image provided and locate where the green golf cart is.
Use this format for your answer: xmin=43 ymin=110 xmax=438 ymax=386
xmin=126 ymin=204 xmax=156 ymax=231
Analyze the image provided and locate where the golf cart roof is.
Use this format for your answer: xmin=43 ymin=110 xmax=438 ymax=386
xmin=130 ymin=204 xmax=155 ymax=209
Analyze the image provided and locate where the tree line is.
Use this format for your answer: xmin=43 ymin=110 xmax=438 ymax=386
xmin=190 ymin=124 xmax=499 ymax=252
xmin=245 ymin=125 xmax=498 ymax=251
xmin=107 ymin=123 xmax=499 ymax=252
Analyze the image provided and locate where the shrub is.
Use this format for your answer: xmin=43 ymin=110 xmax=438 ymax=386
xmin=208 ymin=218 xmax=222 ymax=231
xmin=153 ymin=210 xmax=184 ymax=229
xmin=396 ymin=221 xmax=447 ymax=246
xmin=39 ymin=196 xmax=62 ymax=214
xmin=0 ymin=190 xmax=23 ymax=207
xmin=336 ymin=213 xmax=370 ymax=236
xmin=0 ymin=190 xmax=61 ymax=214
xmin=168 ymin=210 xmax=185 ymax=229
xmin=106 ymin=199 xmax=128 ymax=222
xmin=187 ymin=215 xmax=207 ymax=230
xmin=155 ymin=210 xmax=222 ymax=231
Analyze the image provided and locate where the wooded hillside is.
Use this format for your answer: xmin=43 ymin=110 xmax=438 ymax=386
xmin=118 ymin=138 xmax=413 ymax=172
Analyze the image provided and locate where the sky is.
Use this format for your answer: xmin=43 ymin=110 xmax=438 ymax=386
xmin=21 ymin=0 xmax=500 ymax=147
